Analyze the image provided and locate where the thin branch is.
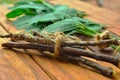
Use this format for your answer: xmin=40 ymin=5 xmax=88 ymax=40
xmin=0 ymin=33 xmax=119 ymax=47
xmin=2 ymin=42 xmax=120 ymax=68
xmin=0 ymin=33 xmax=54 ymax=44
xmin=62 ymin=54 xmax=113 ymax=77
xmin=2 ymin=41 xmax=114 ymax=77
xmin=62 ymin=39 xmax=119 ymax=46
xmin=63 ymin=47 xmax=120 ymax=68
xmin=2 ymin=41 xmax=54 ymax=52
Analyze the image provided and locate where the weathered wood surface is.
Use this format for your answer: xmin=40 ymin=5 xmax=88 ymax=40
xmin=0 ymin=0 xmax=120 ymax=80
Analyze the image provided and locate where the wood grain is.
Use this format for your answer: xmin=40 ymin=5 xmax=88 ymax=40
xmin=0 ymin=6 xmax=51 ymax=80
xmin=0 ymin=4 xmax=112 ymax=80
xmin=0 ymin=0 xmax=120 ymax=80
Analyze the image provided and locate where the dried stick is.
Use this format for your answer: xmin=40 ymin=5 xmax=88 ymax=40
xmin=0 ymin=34 xmax=119 ymax=47
xmin=62 ymin=39 xmax=119 ymax=47
xmin=2 ymin=42 xmax=120 ymax=68
xmin=2 ymin=42 xmax=114 ymax=77
xmin=63 ymin=47 xmax=120 ymax=68
xmin=0 ymin=33 xmax=54 ymax=44
xmin=62 ymin=54 xmax=113 ymax=77
xmin=2 ymin=41 xmax=54 ymax=52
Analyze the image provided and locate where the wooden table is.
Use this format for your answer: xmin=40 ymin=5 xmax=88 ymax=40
xmin=0 ymin=0 xmax=120 ymax=80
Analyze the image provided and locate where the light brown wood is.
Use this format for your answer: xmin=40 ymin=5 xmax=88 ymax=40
xmin=0 ymin=0 xmax=120 ymax=80
xmin=0 ymin=6 xmax=51 ymax=80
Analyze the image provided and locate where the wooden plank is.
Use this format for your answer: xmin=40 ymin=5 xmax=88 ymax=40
xmin=0 ymin=6 xmax=51 ymax=80
xmin=0 ymin=4 xmax=112 ymax=80
xmin=0 ymin=0 xmax=120 ymax=80
xmin=0 ymin=5 xmax=17 ymax=33
xmin=32 ymin=55 xmax=112 ymax=80
xmin=0 ymin=47 xmax=51 ymax=80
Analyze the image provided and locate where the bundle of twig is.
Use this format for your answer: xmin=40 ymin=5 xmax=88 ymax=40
xmin=0 ymin=31 xmax=120 ymax=77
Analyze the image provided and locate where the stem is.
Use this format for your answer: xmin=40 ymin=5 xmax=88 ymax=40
xmin=2 ymin=42 xmax=120 ymax=68
xmin=62 ymin=39 xmax=119 ymax=47
xmin=2 ymin=42 xmax=114 ymax=77
xmin=62 ymin=47 xmax=120 ymax=68
xmin=0 ymin=33 xmax=54 ymax=44
xmin=2 ymin=42 xmax=54 ymax=52
xmin=62 ymin=54 xmax=113 ymax=77
xmin=1 ymin=34 xmax=119 ymax=47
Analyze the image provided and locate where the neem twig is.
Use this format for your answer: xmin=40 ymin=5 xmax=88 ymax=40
xmin=2 ymin=41 xmax=54 ymax=52
xmin=62 ymin=39 xmax=119 ymax=47
xmin=62 ymin=47 xmax=120 ymax=68
xmin=62 ymin=54 xmax=113 ymax=77
xmin=1 ymin=32 xmax=120 ymax=77
xmin=2 ymin=41 xmax=114 ymax=77
xmin=0 ymin=33 xmax=119 ymax=47
xmin=2 ymin=42 xmax=120 ymax=68
xmin=0 ymin=33 xmax=54 ymax=44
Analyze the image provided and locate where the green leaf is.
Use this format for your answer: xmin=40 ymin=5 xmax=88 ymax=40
xmin=8 ymin=0 xmax=54 ymax=15
xmin=13 ymin=15 xmax=33 ymax=29
xmin=77 ymin=11 xmax=87 ymax=17
xmin=86 ymin=24 xmax=103 ymax=31
xmin=41 ymin=0 xmax=55 ymax=10
xmin=13 ymin=13 xmax=56 ymax=27
xmin=71 ymin=17 xmax=104 ymax=31
xmin=6 ymin=0 xmax=104 ymax=37
xmin=14 ymin=1 xmax=34 ymax=6
xmin=25 ymin=24 xmax=41 ymax=32
xmin=10 ymin=4 xmax=46 ymax=11
xmin=6 ymin=9 xmax=27 ymax=18
xmin=41 ymin=18 xmax=78 ymax=33
xmin=41 ymin=17 xmax=96 ymax=36
xmin=13 ymin=7 xmax=77 ymax=28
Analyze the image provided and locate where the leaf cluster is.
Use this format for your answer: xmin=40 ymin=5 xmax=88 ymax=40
xmin=6 ymin=0 xmax=104 ymax=36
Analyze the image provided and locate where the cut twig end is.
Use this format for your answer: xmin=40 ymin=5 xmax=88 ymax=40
xmin=118 ymin=61 xmax=120 ymax=68
xmin=0 ymin=34 xmax=11 ymax=38
xmin=102 ymin=67 xmax=114 ymax=77
xmin=112 ymin=71 xmax=120 ymax=80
